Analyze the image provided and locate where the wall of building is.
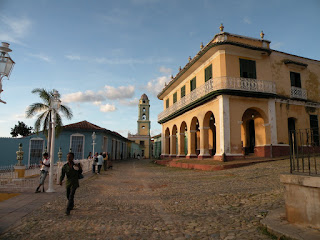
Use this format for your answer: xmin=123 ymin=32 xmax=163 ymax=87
xmin=0 ymin=130 xmax=130 ymax=166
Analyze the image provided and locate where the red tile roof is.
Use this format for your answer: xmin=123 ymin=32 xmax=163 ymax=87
xmin=63 ymin=120 xmax=104 ymax=130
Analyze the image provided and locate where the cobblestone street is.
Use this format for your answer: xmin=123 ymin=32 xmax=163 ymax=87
xmin=0 ymin=159 xmax=287 ymax=240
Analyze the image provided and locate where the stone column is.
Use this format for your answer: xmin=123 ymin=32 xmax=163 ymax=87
xmin=219 ymin=95 xmax=230 ymax=156
xmin=177 ymin=133 xmax=186 ymax=158
xmin=169 ymin=135 xmax=177 ymax=157
xmin=199 ymin=127 xmax=211 ymax=159
xmin=187 ymin=130 xmax=197 ymax=158
xmin=268 ymin=99 xmax=277 ymax=145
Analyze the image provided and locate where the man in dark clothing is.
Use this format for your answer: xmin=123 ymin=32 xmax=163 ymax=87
xmin=59 ymin=152 xmax=82 ymax=216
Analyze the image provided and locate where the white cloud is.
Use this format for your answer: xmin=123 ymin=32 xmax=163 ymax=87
xmin=99 ymin=104 xmax=116 ymax=112
xmin=146 ymin=75 xmax=170 ymax=96
xmin=62 ymin=85 xmax=135 ymax=104
xmin=159 ymin=66 xmax=172 ymax=74
xmin=62 ymin=90 xmax=105 ymax=103
xmin=119 ymin=98 xmax=139 ymax=106
xmin=243 ymin=17 xmax=251 ymax=24
xmin=0 ymin=15 xmax=32 ymax=44
xmin=65 ymin=55 xmax=81 ymax=60
xmin=29 ymin=53 xmax=52 ymax=62
xmin=102 ymin=85 xmax=135 ymax=99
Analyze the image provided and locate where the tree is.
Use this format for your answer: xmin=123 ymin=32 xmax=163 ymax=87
xmin=26 ymin=88 xmax=73 ymax=154
xmin=10 ymin=121 xmax=34 ymax=137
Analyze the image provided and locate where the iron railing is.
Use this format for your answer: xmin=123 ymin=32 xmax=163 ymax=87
xmin=158 ymin=76 xmax=276 ymax=122
xmin=289 ymin=128 xmax=320 ymax=175
xmin=291 ymin=86 xmax=307 ymax=100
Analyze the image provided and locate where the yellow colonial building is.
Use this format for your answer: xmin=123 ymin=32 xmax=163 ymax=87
xmin=128 ymin=94 xmax=152 ymax=158
xmin=157 ymin=25 xmax=320 ymax=161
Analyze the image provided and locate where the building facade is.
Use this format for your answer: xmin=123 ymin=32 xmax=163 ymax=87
xmin=157 ymin=25 xmax=320 ymax=161
xmin=0 ymin=120 xmax=131 ymax=166
xmin=128 ymin=94 xmax=152 ymax=158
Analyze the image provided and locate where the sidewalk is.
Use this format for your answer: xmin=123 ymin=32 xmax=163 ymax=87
xmin=0 ymin=171 xmax=94 ymax=235
xmin=155 ymin=156 xmax=288 ymax=171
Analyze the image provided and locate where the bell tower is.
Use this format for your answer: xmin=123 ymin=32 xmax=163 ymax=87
xmin=138 ymin=93 xmax=150 ymax=136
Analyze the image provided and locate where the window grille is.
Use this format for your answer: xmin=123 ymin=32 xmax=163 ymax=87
xmin=71 ymin=135 xmax=84 ymax=160
xmin=30 ymin=139 xmax=44 ymax=165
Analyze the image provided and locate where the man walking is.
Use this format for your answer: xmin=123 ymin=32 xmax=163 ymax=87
xmin=59 ymin=152 xmax=82 ymax=216
xmin=35 ymin=152 xmax=50 ymax=193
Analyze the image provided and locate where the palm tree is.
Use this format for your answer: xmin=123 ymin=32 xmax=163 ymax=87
xmin=26 ymin=88 xmax=73 ymax=154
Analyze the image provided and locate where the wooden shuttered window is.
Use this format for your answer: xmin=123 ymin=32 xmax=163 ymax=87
xmin=190 ymin=77 xmax=196 ymax=91
xmin=166 ymin=99 xmax=169 ymax=109
xmin=205 ymin=64 xmax=212 ymax=82
xmin=290 ymin=72 xmax=301 ymax=88
xmin=239 ymin=59 xmax=256 ymax=79
xmin=181 ymin=85 xmax=185 ymax=98
xmin=173 ymin=92 xmax=177 ymax=103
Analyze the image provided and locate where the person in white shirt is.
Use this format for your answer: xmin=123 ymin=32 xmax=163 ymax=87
xmin=35 ymin=152 xmax=50 ymax=193
xmin=97 ymin=152 xmax=104 ymax=174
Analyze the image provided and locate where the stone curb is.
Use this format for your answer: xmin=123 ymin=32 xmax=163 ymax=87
xmin=260 ymin=208 xmax=320 ymax=240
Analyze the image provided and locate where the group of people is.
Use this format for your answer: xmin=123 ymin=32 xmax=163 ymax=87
xmin=87 ymin=151 xmax=112 ymax=174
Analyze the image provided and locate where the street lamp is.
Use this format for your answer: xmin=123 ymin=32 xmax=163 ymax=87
xmin=47 ymin=90 xmax=61 ymax=193
xmin=92 ymin=132 xmax=96 ymax=155
xmin=0 ymin=42 xmax=15 ymax=104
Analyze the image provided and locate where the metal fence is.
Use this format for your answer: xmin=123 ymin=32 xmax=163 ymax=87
xmin=289 ymin=128 xmax=320 ymax=175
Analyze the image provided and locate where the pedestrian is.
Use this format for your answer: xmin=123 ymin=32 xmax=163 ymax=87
xmin=59 ymin=152 xmax=82 ymax=216
xmin=92 ymin=152 xmax=98 ymax=173
xmin=87 ymin=152 xmax=92 ymax=160
xmin=97 ymin=152 xmax=103 ymax=174
xmin=103 ymin=152 xmax=107 ymax=171
xmin=35 ymin=152 xmax=50 ymax=193
xmin=107 ymin=152 xmax=113 ymax=169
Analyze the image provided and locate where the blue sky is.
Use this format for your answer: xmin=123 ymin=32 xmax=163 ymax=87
xmin=1 ymin=0 xmax=319 ymax=137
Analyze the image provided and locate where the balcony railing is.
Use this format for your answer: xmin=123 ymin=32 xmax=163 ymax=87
xmin=291 ymin=86 xmax=307 ymax=100
xmin=158 ymin=76 xmax=276 ymax=122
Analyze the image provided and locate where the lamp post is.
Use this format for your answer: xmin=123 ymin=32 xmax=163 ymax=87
xmin=92 ymin=132 xmax=96 ymax=155
xmin=0 ymin=42 xmax=15 ymax=104
xmin=47 ymin=90 xmax=61 ymax=193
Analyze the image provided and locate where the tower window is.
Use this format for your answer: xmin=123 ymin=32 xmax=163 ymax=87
xmin=143 ymin=100 xmax=145 ymax=103
xmin=142 ymin=114 xmax=146 ymax=120
xmin=166 ymin=99 xmax=169 ymax=109
xmin=142 ymin=126 xmax=145 ymax=129
xmin=142 ymin=107 xmax=146 ymax=112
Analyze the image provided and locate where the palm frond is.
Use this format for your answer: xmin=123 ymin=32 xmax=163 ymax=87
xmin=32 ymin=88 xmax=51 ymax=105
xmin=59 ymin=104 xmax=73 ymax=120
xmin=55 ymin=113 xmax=63 ymax=137
xmin=34 ymin=111 xmax=48 ymax=133
xmin=26 ymin=103 xmax=48 ymax=118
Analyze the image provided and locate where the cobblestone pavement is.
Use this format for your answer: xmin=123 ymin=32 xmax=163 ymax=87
xmin=0 ymin=159 xmax=288 ymax=240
